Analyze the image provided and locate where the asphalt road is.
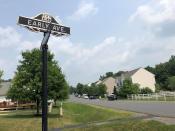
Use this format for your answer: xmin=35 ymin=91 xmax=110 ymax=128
xmin=69 ymin=95 xmax=175 ymax=118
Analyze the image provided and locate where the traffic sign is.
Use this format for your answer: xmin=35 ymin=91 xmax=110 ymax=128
xmin=17 ymin=13 xmax=70 ymax=131
xmin=17 ymin=13 xmax=70 ymax=36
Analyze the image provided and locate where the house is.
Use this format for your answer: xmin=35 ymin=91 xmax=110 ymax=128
xmin=97 ymin=77 xmax=116 ymax=95
xmin=0 ymin=81 xmax=11 ymax=102
xmin=116 ymin=68 xmax=156 ymax=92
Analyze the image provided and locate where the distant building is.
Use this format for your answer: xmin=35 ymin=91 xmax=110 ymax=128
xmin=116 ymin=68 xmax=156 ymax=92
xmin=97 ymin=77 xmax=116 ymax=95
xmin=96 ymin=68 xmax=156 ymax=95
xmin=0 ymin=82 xmax=11 ymax=102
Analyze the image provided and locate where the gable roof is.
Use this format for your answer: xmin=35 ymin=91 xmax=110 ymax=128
xmin=95 ymin=80 xmax=102 ymax=85
xmin=0 ymin=82 xmax=11 ymax=96
xmin=123 ymin=68 xmax=140 ymax=77
xmin=115 ymin=68 xmax=141 ymax=79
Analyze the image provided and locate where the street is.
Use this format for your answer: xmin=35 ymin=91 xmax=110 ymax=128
xmin=69 ymin=95 xmax=175 ymax=118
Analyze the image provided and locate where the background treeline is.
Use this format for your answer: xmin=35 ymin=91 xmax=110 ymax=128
xmin=70 ymin=79 xmax=153 ymax=98
xmin=98 ymin=55 xmax=175 ymax=91
xmin=71 ymin=55 xmax=175 ymax=99
xmin=99 ymin=71 xmax=125 ymax=81
xmin=70 ymin=83 xmax=107 ymax=98
xmin=146 ymin=55 xmax=175 ymax=91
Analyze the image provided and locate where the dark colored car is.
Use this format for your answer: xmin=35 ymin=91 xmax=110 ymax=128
xmin=89 ymin=95 xmax=98 ymax=99
xmin=107 ymin=94 xmax=117 ymax=100
xmin=74 ymin=93 xmax=79 ymax=97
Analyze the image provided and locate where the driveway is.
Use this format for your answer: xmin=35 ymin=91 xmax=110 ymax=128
xmin=69 ymin=95 xmax=175 ymax=118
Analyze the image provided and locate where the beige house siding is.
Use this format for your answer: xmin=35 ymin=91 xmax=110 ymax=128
xmin=131 ymin=68 xmax=156 ymax=92
xmin=101 ymin=77 xmax=116 ymax=95
xmin=96 ymin=80 xmax=102 ymax=85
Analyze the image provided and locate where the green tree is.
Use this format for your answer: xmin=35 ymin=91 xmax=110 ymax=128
xmin=140 ymin=87 xmax=153 ymax=94
xmin=76 ymin=83 xmax=84 ymax=95
xmin=69 ymin=86 xmax=75 ymax=94
xmin=145 ymin=55 xmax=175 ymax=90
xmin=82 ymin=85 xmax=89 ymax=94
xmin=7 ymin=48 xmax=68 ymax=115
xmin=99 ymin=72 xmax=114 ymax=80
xmin=87 ymin=86 xmax=97 ymax=96
xmin=167 ymin=76 xmax=175 ymax=91
xmin=0 ymin=70 xmax=3 ymax=88
xmin=145 ymin=66 xmax=155 ymax=74
xmin=155 ymin=63 xmax=169 ymax=89
xmin=119 ymin=79 xmax=139 ymax=98
xmin=97 ymin=84 xmax=107 ymax=98
xmin=114 ymin=71 xmax=125 ymax=77
xmin=167 ymin=56 xmax=175 ymax=76
xmin=105 ymin=72 xmax=113 ymax=78
xmin=155 ymin=83 xmax=160 ymax=93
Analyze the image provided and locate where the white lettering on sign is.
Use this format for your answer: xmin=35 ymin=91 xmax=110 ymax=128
xmin=38 ymin=22 xmax=41 ymax=28
xmin=52 ymin=25 xmax=63 ymax=32
xmin=19 ymin=16 xmax=70 ymax=35
xmin=28 ymin=20 xmax=32 ymax=26
xmin=61 ymin=27 xmax=64 ymax=32
xmin=45 ymin=23 xmax=49 ymax=29
xmin=52 ymin=25 xmax=57 ymax=31
xmin=41 ymin=22 xmax=45 ymax=29
xmin=32 ymin=21 xmax=37 ymax=26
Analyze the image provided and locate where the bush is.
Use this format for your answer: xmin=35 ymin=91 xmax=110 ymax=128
xmin=140 ymin=87 xmax=153 ymax=94
xmin=119 ymin=79 xmax=139 ymax=98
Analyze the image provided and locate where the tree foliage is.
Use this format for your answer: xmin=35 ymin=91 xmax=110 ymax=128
xmin=7 ymin=48 xmax=68 ymax=114
xmin=76 ymin=83 xmax=84 ymax=95
xmin=75 ymin=83 xmax=107 ymax=98
xmin=167 ymin=76 xmax=175 ymax=91
xmin=146 ymin=55 xmax=175 ymax=91
xmin=69 ymin=86 xmax=76 ymax=94
xmin=97 ymin=84 xmax=107 ymax=98
xmin=140 ymin=87 xmax=153 ymax=94
xmin=119 ymin=79 xmax=139 ymax=98
xmin=0 ymin=70 xmax=3 ymax=88
xmin=99 ymin=71 xmax=126 ymax=81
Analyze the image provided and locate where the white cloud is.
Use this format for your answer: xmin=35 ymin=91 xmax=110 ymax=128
xmin=0 ymin=27 xmax=42 ymax=80
xmin=48 ymin=36 xmax=131 ymax=84
xmin=69 ymin=1 xmax=98 ymax=20
xmin=0 ymin=27 xmax=21 ymax=48
xmin=48 ymin=34 xmax=175 ymax=85
xmin=130 ymin=0 xmax=175 ymax=37
xmin=130 ymin=0 xmax=175 ymax=24
xmin=1 ymin=26 xmax=175 ymax=85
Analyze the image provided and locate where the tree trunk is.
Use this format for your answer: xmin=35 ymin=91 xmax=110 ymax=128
xmin=36 ymin=99 xmax=40 ymax=115
xmin=54 ymin=99 xmax=57 ymax=106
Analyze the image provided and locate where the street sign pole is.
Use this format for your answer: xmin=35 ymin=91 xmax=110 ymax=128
xmin=41 ymin=31 xmax=50 ymax=131
xmin=17 ymin=13 xmax=70 ymax=131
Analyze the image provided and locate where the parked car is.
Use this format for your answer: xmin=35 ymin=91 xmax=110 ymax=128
xmin=89 ymin=95 xmax=98 ymax=99
xmin=107 ymin=94 xmax=117 ymax=101
xmin=82 ymin=94 xmax=89 ymax=99
xmin=74 ymin=93 xmax=78 ymax=97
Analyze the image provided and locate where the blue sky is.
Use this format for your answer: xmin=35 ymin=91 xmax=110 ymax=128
xmin=0 ymin=0 xmax=175 ymax=86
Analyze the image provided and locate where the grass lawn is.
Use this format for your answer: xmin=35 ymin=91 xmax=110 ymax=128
xmin=66 ymin=120 xmax=175 ymax=131
xmin=0 ymin=102 xmax=175 ymax=131
xmin=0 ymin=102 xmax=131 ymax=131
